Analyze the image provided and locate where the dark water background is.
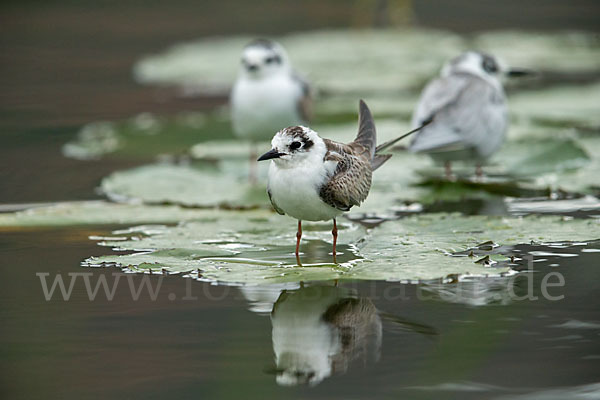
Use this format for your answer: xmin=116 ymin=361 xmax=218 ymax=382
xmin=1 ymin=1 xmax=600 ymax=399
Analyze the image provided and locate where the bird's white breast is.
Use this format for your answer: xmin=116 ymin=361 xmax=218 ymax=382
xmin=268 ymin=156 xmax=342 ymax=222
xmin=231 ymin=74 xmax=304 ymax=141
xmin=272 ymin=287 xmax=345 ymax=385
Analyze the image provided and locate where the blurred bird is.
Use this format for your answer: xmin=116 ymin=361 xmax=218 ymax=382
xmin=409 ymin=51 xmax=531 ymax=178
xmin=231 ymin=39 xmax=311 ymax=182
xmin=258 ymin=100 xmax=427 ymax=262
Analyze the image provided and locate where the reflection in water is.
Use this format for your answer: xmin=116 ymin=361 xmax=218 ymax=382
xmin=226 ymin=238 xmax=362 ymax=268
xmin=238 ymin=283 xmax=300 ymax=314
xmin=240 ymin=284 xmax=437 ymax=386
xmin=270 ymin=285 xmax=381 ymax=386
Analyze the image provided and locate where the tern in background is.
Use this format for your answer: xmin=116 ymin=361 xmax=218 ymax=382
xmin=409 ymin=51 xmax=531 ymax=178
xmin=231 ymin=39 xmax=311 ymax=182
xmin=258 ymin=100 xmax=428 ymax=262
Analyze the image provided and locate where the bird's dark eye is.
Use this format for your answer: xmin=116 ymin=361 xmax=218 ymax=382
xmin=265 ymin=55 xmax=280 ymax=65
xmin=290 ymin=141 xmax=301 ymax=150
xmin=482 ymin=56 xmax=498 ymax=74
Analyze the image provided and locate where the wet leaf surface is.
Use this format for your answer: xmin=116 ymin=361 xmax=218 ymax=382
xmin=82 ymin=212 xmax=599 ymax=285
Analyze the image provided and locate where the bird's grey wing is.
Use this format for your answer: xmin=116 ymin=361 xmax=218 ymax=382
xmin=319 ymin=139 xmax=373 ymax=211
xmin=411 ymin=75 xmax=470 ymax=128
xmin=410 ymin=74 xmax=507 ymax=154
xmin=291 ymin=71 xmax=313 ymax=123
xmin=267 ymin=187 xmax=285 ymax=215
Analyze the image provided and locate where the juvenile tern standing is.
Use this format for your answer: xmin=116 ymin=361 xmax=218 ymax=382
xmin=231 ymin=39 xmax=311 ymax=182
xmin=258 ymin=100 xmax=426 ymax=262
xmin=409 ymin=51 xmax=530 ymax=178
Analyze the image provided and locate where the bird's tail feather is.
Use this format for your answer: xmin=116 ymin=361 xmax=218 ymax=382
xmin=354 ymin=99 xmax=377 ymax=159
xmin=371 ymin=154 xmax=392 ymax=171
xmin=375 ymin=117 xmax=433 ymax=153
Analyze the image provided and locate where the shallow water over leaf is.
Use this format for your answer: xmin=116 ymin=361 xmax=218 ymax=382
xmin=82 ymin=212 xmax=599 ymax=285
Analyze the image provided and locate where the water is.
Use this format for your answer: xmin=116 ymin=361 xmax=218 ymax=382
xmin=1 ymin=228 xmax=599 ymax=399
xmin=1 ymin=1 xmax=600 ymax=399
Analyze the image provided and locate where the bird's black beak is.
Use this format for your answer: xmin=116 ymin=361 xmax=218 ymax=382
xmin=257 ymin=149 xmax=284 ymax=161
xmin=506 ymin=68 xmax=535 ymax=77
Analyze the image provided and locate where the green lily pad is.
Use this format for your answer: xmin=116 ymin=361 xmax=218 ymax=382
xmin=62 ymin=111 xmax=232 ymax=161
xmin=132 ymin=29 xmax=599 ymax=95
xmin=85 ymin=212 xmax=600 ymax=285
xmin=0 ymin=201 xmax=221 ymax=228
xmin=97 ymin=129 xmax=599 ymax=211
xmin=133 ymin=29 xmax=464 ymax=95
xmin=473 ymin=31 xmax=600 ymax=73
xmin=101 ymin=163 xmax=270 ymax=208
xmin=504 ymin=137 xmax=590 ymax=177
xmin=509 ymin=82 xmax=600 ymax=127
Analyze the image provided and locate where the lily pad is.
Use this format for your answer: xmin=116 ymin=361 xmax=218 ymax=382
xmin=84 ymin=212 xmax=600 ymax=285
xmin=97 ymin=129 xmax=599 ymax=211
xmin=100 ymin=162 xmax=270 ymax=208
xmin=509 ymin=82 xmax=600 ymax=127
xmin=132 ymin=29 xmax=599 ymax=96
xmin=0 ymin=201 xmax=221 ymax=228
xmin=472 ymin=31 xmax=600 ymax=73
xmin=62 ymin=111 xmax=232 ymax=161
xmin=133 ymin=29 xmax=464 ymax=95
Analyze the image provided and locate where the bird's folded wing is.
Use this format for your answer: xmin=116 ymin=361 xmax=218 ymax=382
xmin=319 ymin=140 xmax=372 ymax=211
xmin=267 ymin=187 xmax=285 ymax=215
xmin=410 ymin=74 xmax=507 ymax=153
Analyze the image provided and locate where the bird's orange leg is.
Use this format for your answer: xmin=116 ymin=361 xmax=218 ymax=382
xmin=332 ymin=218 xmax=338 ymax=263
xmin=475 ymin=163 xmax=483 ymax=179
xmin=295 ymin=220 xmax=302 ymax=257
xmin=444 ymin=161 xmax=453 ymax=180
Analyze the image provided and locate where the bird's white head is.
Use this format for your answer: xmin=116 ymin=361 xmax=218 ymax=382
xmin=442 ymin=51 xmax=505 ymax=85
xmin=239 ymin=39 xmax=291 ymax=80
xmin=257 ymin=126 xmax=325 ymax=168
xmin=442 ymin=51 xmax=532 ymax=88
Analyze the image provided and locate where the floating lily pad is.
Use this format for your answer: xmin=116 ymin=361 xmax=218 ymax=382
xmin=62 ymin=111 xmax=232 ymax=161
xmin=473 ymin=31 xmax=600 ymax=73
xmin=100 ymin=163 xmax=270 ymax=208
xmin=132 ymin=29 xmax=599 ymax=96
xmin=506 ymin=195 xmax=600 ymax=215
xmin=0 ymin=201 xmax=220 ymax=228
xmin=97 ymin=128 xmax=599 ymax=211
xmin=352 ymin=214 xmax=599 ymax=281
xmin=133 ymin=29 xmax=464 ymax=95
xmin=84 ymin=212 xmax=600 ymax=285
xmin=509 ymin=82 xmax=600 ymax=127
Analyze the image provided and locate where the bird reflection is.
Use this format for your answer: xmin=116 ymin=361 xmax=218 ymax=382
xmin=239 ymin=284 xmax=437 ymax=386
xmin=270 ymin=285 xmax=381 ymax=386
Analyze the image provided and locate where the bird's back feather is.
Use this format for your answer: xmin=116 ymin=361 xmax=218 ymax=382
xmin=320 ymin=139 xmax=373 ymax=211
xmin=410 ymin=73 xmax=507 ymax=158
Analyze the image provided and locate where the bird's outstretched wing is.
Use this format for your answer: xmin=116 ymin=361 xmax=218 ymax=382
xmin=319 ymin=139 xmax=373 ymax=211
xmin=291 ymin=72 xmax=313 ymax=123
xmin=410 ymin=73 xmax=507 ymax=155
